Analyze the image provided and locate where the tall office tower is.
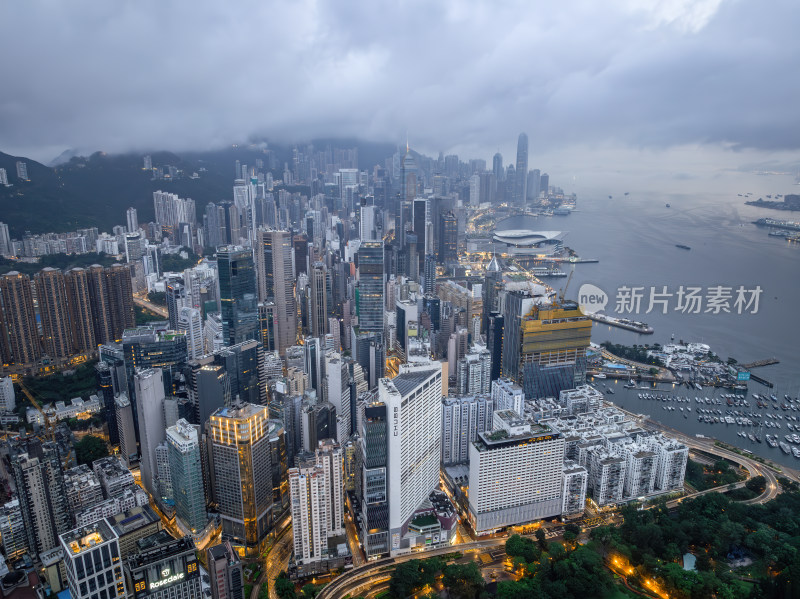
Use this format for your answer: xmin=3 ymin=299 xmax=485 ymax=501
xmin=116 ymin=394 xmax=137 ymax=466
xmin=502 ymin=296 xmax=591 ymax=399
xmin=351 ymin=330 xmax=384 ymax=390
xmin=400 ymin=147 xmax=417 ymax=203
xmin=257 ymin=302 xmax=276 ymax=352
xmin=155 ymin=442 xmax=173 ymax=503
xmin=357 ymin=401 xmax=389 ymax=558
xmin=303 ymin=337 xmax=323 ymax=396
xmin=437 ymin=211 xmax=457 ymax=264
xmin=10 ymin=440 xmax=71 ymax=557
xmin=467 ymin=411 xmax=565 ymax=534
xmin=456 ymin=347 xmax=491 ymax=396
xmin=0 ymin=169 xmax=7 ymax=186
xmin=486 ymin=314 xmax=504 ymax=381
xmin=440 ymin=395 xmax=493 ymax=466
xmin=144 ymin=155 xmax=153 ymax=170
xmin=469 ymin=174 xmax=480 ymax=206
xmin=217 ymin=246 xmax=258 ymax=347
xmin=491 ymin=379 xmax=524 ymax=416
xmin=60 ymin=520 xmax=127 ymax=599
xmin=289 ymin=439 xmax=344 ymax=568
xmin=360 ymin=202 xmax=376 ymax=241
xmin=135 ymin=368 xmax=166 ymax=498
xmin=35 ymin=268 xmax=72 ymax=361
xmin=0 ymin=222 xmax=11 ymax=256
xmin=482 ymin=254 xmax=503 ymax=327
xmin=254 ymin=230 xmax=297 ymax=356
xmin=64 ymin=268 xmax=96 ymax=353
xmin=492 ymin=152 xmax=504 ymax=183
xmin=165 ymin=281 xmax=189 ymax=330
xmin=423 ymin=254 xmax=436 ymax=296
xmin=513 ymin=132 xmax=528 ymax=206
xmin=527 ymin=169 xmax=541 ymax=201
xmin=325 ymin=353 xmax=351 ymax=442
xmin=177 ymin=307 xmax=204 ymax=360
xmin=309 ymin=262 xmax=328 ymax=337
xmin=106 ymin=263 xmax=136 ymax=339
xmin=95 ymin=361 xmax=119 ymax=443
xmin=382 ymin=362 xmax=443 ymax=554
xmin=539 ymin=173 xmax=549 ymax=198
xmin=355 ymin=241 xmax=384 ymax=333
xmin=16 ymin=161 xmax=28 ymax=180
xmin=0 ymin=271 xmax=40 ymax=367
xmin=209 ymin=402 xmax=273 ymax=556
xmin=167 ymin=419 xmax=208 ymax=533
xmin=412 ymin=198 xmax=427 ymax=273
xmin=207 ymin=542 xmax=245 ymax=599
xmin=126 ymin=207 xmax=139 ymax=233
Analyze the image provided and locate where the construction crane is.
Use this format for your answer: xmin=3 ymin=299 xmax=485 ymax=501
xmin=558 ymin=265 xmax=576 ymax=302
xmin=17 ymin=380 xmax=55 ymax=440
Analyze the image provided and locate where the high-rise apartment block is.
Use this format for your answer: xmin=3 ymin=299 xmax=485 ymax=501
xmin=441 ymin=395 xmax=493 ymax=466
xmin=288 ymin=440 xmax=346 ymax=572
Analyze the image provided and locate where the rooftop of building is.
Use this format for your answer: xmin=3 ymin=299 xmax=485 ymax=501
xmin=109 ymin=505 xmax=160 ymax=536
xmin=127 ymin=533 xmax=195 ymax=569
xmin=60 ymin=519 xmax=116 ymax=556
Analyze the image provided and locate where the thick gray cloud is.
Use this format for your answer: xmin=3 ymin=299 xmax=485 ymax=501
xmin=1 ymin=0 xmax=799 ymax=164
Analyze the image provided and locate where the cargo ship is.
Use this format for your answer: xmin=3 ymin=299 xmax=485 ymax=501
xmin=586 ymin=312 xmax=654 ymax=334
xmin=754 ymin=217 xmax=800 ymax=231
xmin=675 ymin=244 xmax=691 ymax=250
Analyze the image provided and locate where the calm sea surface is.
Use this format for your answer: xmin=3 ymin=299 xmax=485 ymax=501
xmin=498 ymin=186 xmax=800 ymax=468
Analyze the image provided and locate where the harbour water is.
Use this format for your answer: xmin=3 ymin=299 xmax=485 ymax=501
xmin=498 ymin=186 xmax=800 ymax=468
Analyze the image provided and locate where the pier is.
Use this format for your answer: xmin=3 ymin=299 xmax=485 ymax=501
xmin=740 ymin=358 xmax=780 ymax=369
xmin=748 ymin=373 xmax=774 ymax=388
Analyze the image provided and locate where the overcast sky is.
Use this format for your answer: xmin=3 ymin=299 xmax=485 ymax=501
xmin=1 ymin=0 xmax=799 ymax=185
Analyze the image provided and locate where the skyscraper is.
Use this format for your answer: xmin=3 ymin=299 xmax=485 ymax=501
xmin=209 ymin=402 xmax=273 ymax=556
xmin=64 ymin=267 xmax=96 ymax=354
xmin=60 ymin=519 xmax=127 ymax=599
xmin=400 ymin=147 xmax=417 ymax=204
xmin=135 ymin=368 xmax=166 ymax=499
xmin=127 ymin=207 xmax=139 ymax=233
xmin=166 ymin=280 xmax=189 ymax=330
xmin=0 ymin=271 xmax=41 ymax=367
xmin=437 ymin=212 xmax=457 ymax=264
xmin=309 ymin=262 xmax=328 ymax=337
xmin=254 ymin=230 xmax=297 ymax=356
xmin=167 ymin=419 xmax=207 ymax=533
xmin=10 ymin=439 xmax=72 ymax=557
xmin=513 ymin=133 xmax=528 ymax=206
xmin=35 ymin=268 xmax=72 ymax=361
xmin=106 ymin=264 xmax=136 ymax=340
xmin=468 ymin=411 xmax=565 ymax=534
xmin=502 ymin=296 xmax=591 ymax=399
xmin=355 ymin=242 xmax=384 ymax=333
xmin=177 ymin=307 xmax=204 ymax=359
xmin=357 ymin=400 xmax=389 ymax=558
xmin=288 ymin=439 xmax=344 ymax=569
xmin=217 ymin=246 xmax=259 ymax=347
xmin=382 ymin=362 xmax=443 ymax=554
xmin=492 ymin=152 xmax=504 ymax=183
